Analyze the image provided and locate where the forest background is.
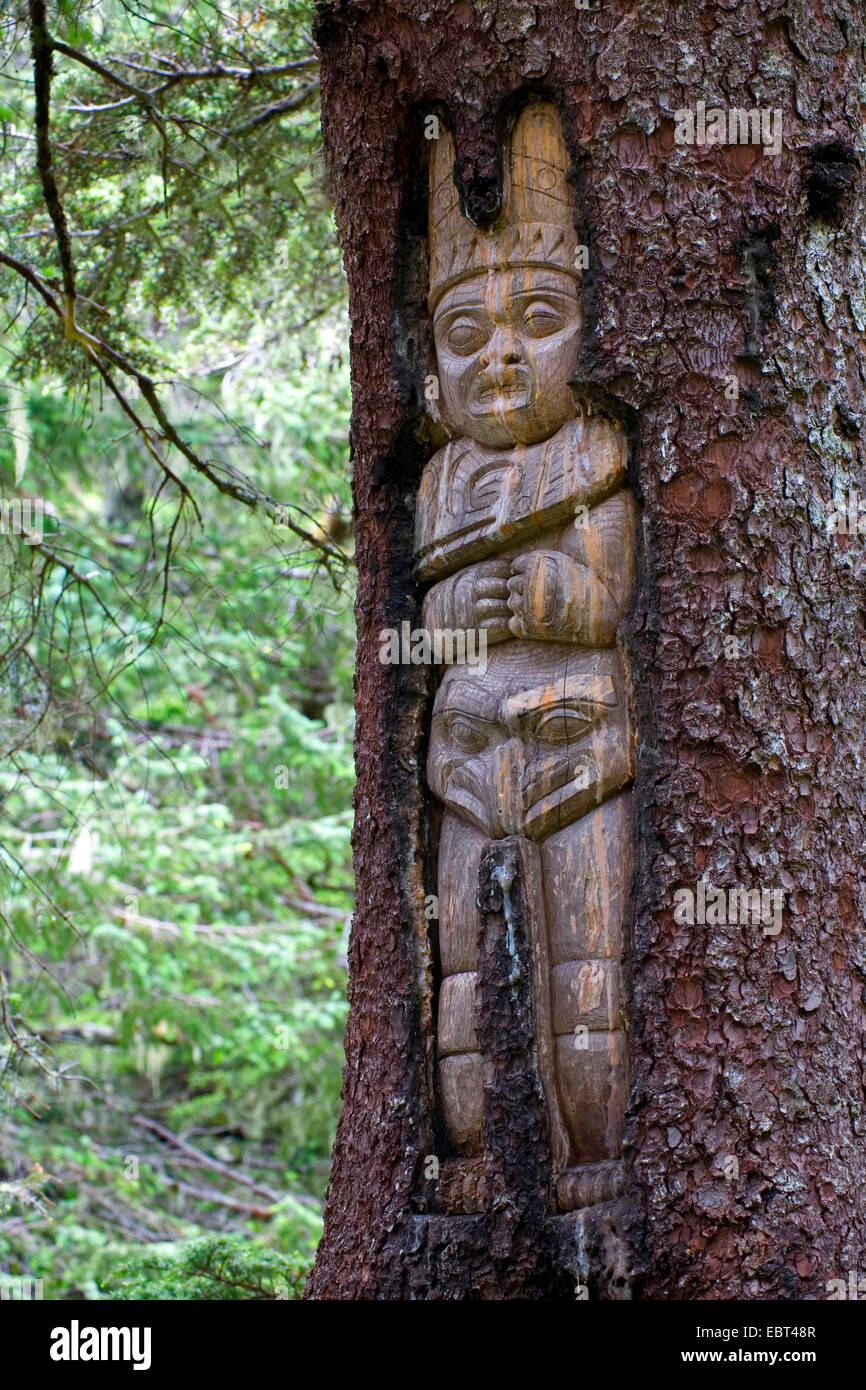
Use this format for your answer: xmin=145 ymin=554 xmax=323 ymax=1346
xmin=0 ymin=0 xmax=354 ymax=1299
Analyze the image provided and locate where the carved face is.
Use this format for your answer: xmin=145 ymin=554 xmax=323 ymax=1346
xmin=432 ymin=268 xmax=581 ymax=449
xmin=428 ymin=644 xmax=632 ymax=842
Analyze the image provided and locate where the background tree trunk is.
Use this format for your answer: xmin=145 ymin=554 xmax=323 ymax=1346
xmin=308 ymin=0 xmax=866 ymax=1300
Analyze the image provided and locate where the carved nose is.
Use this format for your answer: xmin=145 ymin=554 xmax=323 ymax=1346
xmin=480 ymin=329 xmax=522 ymax=368
xmin=491 ymin=738 xmax=527 ymax=837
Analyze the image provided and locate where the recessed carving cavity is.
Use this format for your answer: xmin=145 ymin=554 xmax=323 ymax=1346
xmin=418 ymin=103 xmax=637 ymax=1212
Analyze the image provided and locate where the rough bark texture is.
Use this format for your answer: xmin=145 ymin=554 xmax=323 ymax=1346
xmin=308 ymin=0 xmax=866 ymax=1300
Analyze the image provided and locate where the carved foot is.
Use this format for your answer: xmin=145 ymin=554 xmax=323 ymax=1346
xmin=556 ymin=1159 xmax=624 ymax=1210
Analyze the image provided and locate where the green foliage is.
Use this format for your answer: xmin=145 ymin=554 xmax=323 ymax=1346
xmin=0 ymin=0 xmax=353 ymax=1299
xmin=109 ymin=1233 xmax=310 ymax=1301
xmin=1 ymin=1 xmax=340 ymax=381
xmin=0 ymin=351 xmax=354 ymax=1300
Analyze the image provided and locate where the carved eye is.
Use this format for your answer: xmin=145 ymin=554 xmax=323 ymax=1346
xmin=448 ymin=715 xmax=492 ymax=753
xmin=522 ymin=304 xmax=565 ymax=338
xmin=443 ymin=316 xmax=487 ymax=356
xmin=532 ymin=707 xmax=593 ymax=744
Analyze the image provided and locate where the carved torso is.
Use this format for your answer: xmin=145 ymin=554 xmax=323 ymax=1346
xmin=414 ymin=414 xmax=627 ymax=581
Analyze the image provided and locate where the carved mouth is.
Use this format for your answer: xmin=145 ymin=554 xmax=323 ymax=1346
xmin=522 ymin=756 xmax=599 ymax=838
xmin=444 ymin=754 xmax=600 ymax=841
xmin=470 ymin=373 xmax=532 ymax=413
xmin=524 ymin=754 xmax=595 ymax=803
xmin=438 ymin=778 xmax=497 ymax=839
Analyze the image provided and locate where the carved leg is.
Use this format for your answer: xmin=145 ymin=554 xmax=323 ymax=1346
xmin=541 ymin=790 xmax=633 ymax=1209
xmin=435 ymin=810 xmax=486 ymax=1156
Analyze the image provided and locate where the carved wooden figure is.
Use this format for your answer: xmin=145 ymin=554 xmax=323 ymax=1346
xmin=417 ymin=103 xmax=638 ymax=1212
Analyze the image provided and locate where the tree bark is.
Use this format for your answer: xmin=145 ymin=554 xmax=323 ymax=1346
xmin=308 ymin=0 xmax=866 ymax=1300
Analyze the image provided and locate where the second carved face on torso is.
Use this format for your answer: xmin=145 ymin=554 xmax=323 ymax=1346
xmin=432 ymin=267 xmax=582 ymax=449
xmin=427 ymin=644 xmax=632 ymax=842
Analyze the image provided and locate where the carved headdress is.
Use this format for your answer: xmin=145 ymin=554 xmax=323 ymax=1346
xmin=428 ymin=103 xmax=580 ymax=312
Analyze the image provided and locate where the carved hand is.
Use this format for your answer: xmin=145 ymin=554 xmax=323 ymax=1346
xmin=423 ymin=559 xmax=513 ymax=642
xmin=506 ymin=550 xmax=618 ymax=645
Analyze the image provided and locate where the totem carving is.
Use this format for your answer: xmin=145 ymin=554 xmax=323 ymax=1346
xmin=417 ymin=104 xmax=638 ymax=1212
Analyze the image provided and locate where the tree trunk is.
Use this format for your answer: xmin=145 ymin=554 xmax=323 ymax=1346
xmin=308 ymin=0 xmax=866 ymax=1301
